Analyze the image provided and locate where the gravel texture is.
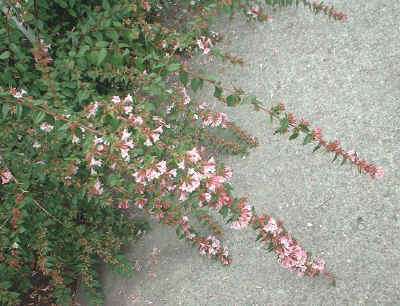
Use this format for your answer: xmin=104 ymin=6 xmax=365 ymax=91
xmin=80 ymin=1 xmax=400 ymax=305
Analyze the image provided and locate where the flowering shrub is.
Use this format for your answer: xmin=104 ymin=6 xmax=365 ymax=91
xmin=0 ymin=0 xmax=381 ymax=305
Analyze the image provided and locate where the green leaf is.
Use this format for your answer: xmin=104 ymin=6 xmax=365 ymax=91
xmin=33 ymin=111 xmax=46 ymax=124
xmin=2 ymin=103 xmax=10 ymax=118
xmin=226 ymin=94 xmax=241 ymax=106
xmin=213 ymin=86 xmax=223 ymax=99
xmin=179 ymin=71 xmax=189 ymax=86
xmin=312 ymin=144 xmax=321 ymax=152
xmin=190 ymin=78 xmax=203 ymax=92
xmin=303 ymin=133 xmax=312 ymax=145
xmin=96 ymin=48 xmax=107 ymax=66
xmin=0 ymin=51 xmax=11 ymax=60
xmin=166 ymin=63 xmax=181 ymax=72
xmin=289 ymin=131 xmax=299 ymax=140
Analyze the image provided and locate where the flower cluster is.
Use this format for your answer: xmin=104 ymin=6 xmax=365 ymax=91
xmin=197 ymin=235 xmax=231 ymax=265
xmin=197 ymin=36 xmax=213 ymax=55
xmin=256 ymin=215 xmax=326 ymax=277
xmin=231 ymin=199 xmax=253 ymax=230
xmin=0 ymin=168 xmax=13 ymax=185
xmin=201 ymin=111 xmax=230 ymax=128
xmin=269 ymin=103 xmax=384 ymax=179
xmin=311 ymin=127 xmax=384 ymax=179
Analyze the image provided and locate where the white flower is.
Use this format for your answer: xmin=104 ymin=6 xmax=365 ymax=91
xmin=40 ymin=122 xmax=54 ymax=133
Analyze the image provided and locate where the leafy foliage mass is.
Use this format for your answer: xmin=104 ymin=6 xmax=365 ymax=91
xmin=0 ymin=0 xmax=374 ymax=305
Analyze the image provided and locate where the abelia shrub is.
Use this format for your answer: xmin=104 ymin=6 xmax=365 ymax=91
xmin=0 ymin=0 xmax=380 ymax=305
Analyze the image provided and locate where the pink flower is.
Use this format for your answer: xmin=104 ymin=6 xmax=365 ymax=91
xmin=10 ymin=88 xmax=27 ymax=99
xmin=85 ymin=101 xmax=100 ymax=118
xmin=199 ymin=192 xmax=212 ymax=206
xmin=186 ymin=147 xmax=202 ymax=163
xmin=202 ymin=112 xmax=229 ymax=128
xmin=112 ymin=96 xmax=121 ymax=104
xmin=311 ymin=257 xmax=325 ymax=273
xmin=312 ymin=127 xmax=323 ymax=141
xmin=345 ymin=150 xmax=357 ymax=162
xmin=248 ymin=5 xmax=260 ymax=17
xmin=262 ymin=217 xmax=281 ymax=236
xmin=196 ymin=36 xmax=212 ymax=55
xmin=119 ymin=129 xmax=135 ymax=162
xmin=40 ymin=122 xmax=54 ymax=133
xmin=206 ymin=175 xmax=225 ymax=192
xmin=222 ymin=166 xmax=233 ymax=181
xmin=182 ymin=87 xmax=191 ymax=105
xmin=156 ymin=160 xmax=167 ymax=176
xmin=135 ymin=198 xmax=147 ymax=209
xmin=89 ymin=157 xmax=102 ymax=173
xmin=215 ymin=190 xmax=232 ymax=210
xmin=178 ymin=160 xmax=185 ymax=170
xmin=373 ymin=166 xmax=384 ymax=179
xmin=202 ymin=157 xmax=216 ymax=176
xmin=124 ymin=94 xmax=133 ymax=104
xmin=276 ymin=235 xmax=308 ymax=275
xmin=0 ymin=169 xmax=13 ymax=184
xmin=128 ymin=114 xmax=143 ymax=127
xmin=231 ymin=202 xmax=253 ymax=230
xmin=124 ymin=105 xmax=133 ymax=115
xmin=92 ymin=179 xmax=103 ymax=196
xmin=133 ymin=169 xmax=147 ymax=184
xmin=118 ymin=200 xmax=130 ymax=209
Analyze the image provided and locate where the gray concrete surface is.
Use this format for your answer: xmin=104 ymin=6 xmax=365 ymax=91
xmin=92 ymin=1 xmax=400 ymax=305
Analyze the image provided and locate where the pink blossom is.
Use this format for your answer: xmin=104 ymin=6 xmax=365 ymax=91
xmin=186 ymin=147 xmax=202 ymax=163
xmin=222 ymin=166 xmax=233 ymax=181
xmin=196 ymin=36 xmax=212 ymax=55
xmin=10 ymin=88 xmax=27 ymax=99
xmin=40 ymin=122 xmax=54 ymax=133
xmin=89 ymin=157 xmax=102 ymax=171
xmin=92 ymin=179 xmax=103 ymax=196
xmin=156 ymin=161 xmax=167 ymax=176
xmin=202 ymin=112 xmax=229 ymax=128
xmin=135 ymin=198 xmax=147 ymax=209
xmin=119 ymin=129 xmax=135 ymax=162
xmin=231 ymin=203 xmax=253 ymax=230
xmin=262 ymin=217 xmax=281 ymax=236
xmin=72 ymin=135 xmax=80 ymax=144
xmin=169 ymin=169 xmax=177 ymax=178
xmin=182 ymin=87 xmax=191 ymax=105
xmin=128 ymin=114 xmax=143 ymax=127
xmin=373 ymin=166 xmax=384 ymax=179
xmin=118 ymin=200 xmax=130 ymax=209
xmin=112 ymin=96 xmax=121 ymax=104
xmin=0 ymin=169 xmax=13 ymax=184
xmin=124 ymin=105 xmax=133 ymax=115
xmin=312 ymin=127 xmax=323 ymax=141
xmin=199 ymin=192 xmax=212 ymax=206
xmin=215 ymin=190 xmax=232 ymax=210
xmin=202 ymin=157 xmax=216 ymax=176
xmin=248 ymin=5 xmax=260 ymax=17
xmin=345 ymin=150 xmax=357 ymax=162
xmin=178 ymin=160 xmax=185 ymax=170
xmin=276 ymin=235 xmax=308 ymax=275
xmin=206 ymin=175 xmax=225 ymax=192
xmin=124 ymin=94 xmax=133 ymax=104
xmin=311 ymin=257 xmax=325 ymax=273
xmin=85 ymin=101 xmax=100 ymax=118
xmin=198 ymin=235 xmax=221 ymax=257
xmin=133 ymin=169 xmax=147 ymax=184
